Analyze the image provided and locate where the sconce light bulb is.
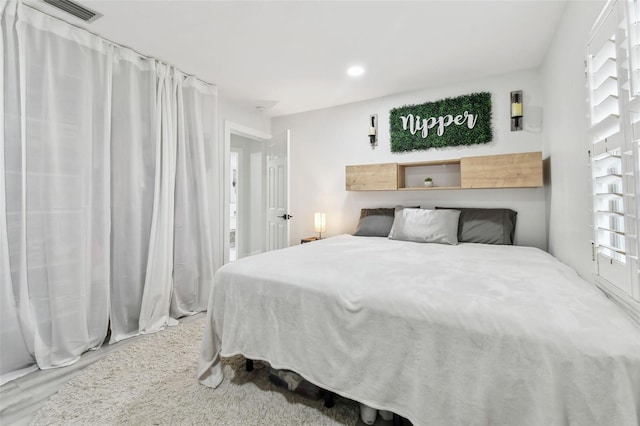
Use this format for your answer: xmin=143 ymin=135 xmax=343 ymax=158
xmin=511 ymin=102 xmax=523 ymax=118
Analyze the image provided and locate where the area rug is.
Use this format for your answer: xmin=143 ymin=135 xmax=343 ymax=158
xmin=32 ymin=318 xmax=359 ymax=425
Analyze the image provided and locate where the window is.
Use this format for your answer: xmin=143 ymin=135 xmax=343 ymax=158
xmin=587 ymin=0 xmax=640 ymax=320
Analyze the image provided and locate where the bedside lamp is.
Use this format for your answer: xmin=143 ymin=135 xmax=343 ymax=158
xmin=314 ymin=212 xmax=326 ymax=239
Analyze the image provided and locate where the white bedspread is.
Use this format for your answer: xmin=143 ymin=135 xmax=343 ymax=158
xmin=198 ymin=235 xmax=640 ymax=426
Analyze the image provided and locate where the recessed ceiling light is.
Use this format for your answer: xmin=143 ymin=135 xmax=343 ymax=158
xmin=347 ymin=65 xmax=365 ymax=77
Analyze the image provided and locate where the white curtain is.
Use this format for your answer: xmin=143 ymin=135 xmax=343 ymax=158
xmin=0 ymin=1 xmax=33 ymax=381
xmin=1 ymin=0 xmax=220 ymax=384
xmin=109 ymin=49 xmax=157 ymax=342
xmin=172 ymin=77 xmax=217 ymax=318
xmin=1 ymin=0 xmax=111 ymax=381
xmin=138 ymin=63 xmax=178 ymax=334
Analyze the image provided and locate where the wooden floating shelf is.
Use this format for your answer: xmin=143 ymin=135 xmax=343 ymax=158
xmin=346 ymin=151 xmax=543 ymax=191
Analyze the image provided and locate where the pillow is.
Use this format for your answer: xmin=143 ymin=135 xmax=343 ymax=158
xmin=353 ymin=206 xmax=420 ymax=237
xmin=388 ymin=208 xmax=460 ymax=245
xmin=353 ymin=208 xmax=395 ymax=237
xmin=435 ymin=207 xmax=517 ymax=245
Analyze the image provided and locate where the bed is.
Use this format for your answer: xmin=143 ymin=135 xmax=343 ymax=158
xmin=198 ymin=212 xmax=640 ymax=426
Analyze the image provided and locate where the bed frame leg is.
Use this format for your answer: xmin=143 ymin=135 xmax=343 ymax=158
xmin=323 ymin=392 xmax=335 ymax=408
xmin=245 ymin=358 xmax=253 ymax=372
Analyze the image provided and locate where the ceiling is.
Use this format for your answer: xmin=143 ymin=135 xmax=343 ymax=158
xmin=25 ymin=0 xmax=568 ymax=117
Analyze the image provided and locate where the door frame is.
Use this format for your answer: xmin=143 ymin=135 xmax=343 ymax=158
xmin=223 ymin=120 xmax=271 ymax=264
xmin=228 ymin=147 xmax=243 ymax=261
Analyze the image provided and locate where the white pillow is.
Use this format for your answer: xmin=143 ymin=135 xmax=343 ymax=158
xmin=388 ymin=208 xmax=460 ymax=245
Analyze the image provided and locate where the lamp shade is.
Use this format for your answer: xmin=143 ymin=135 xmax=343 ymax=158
xmin=314 ymin=212 xmax=326 ymax=233
xmin=511 ymin=102 xmax=523 ymax=118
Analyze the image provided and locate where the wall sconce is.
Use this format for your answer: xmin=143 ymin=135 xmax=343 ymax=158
xmin=368 ymin=114 xmax=377 ymax=148
xmin=510 ymin=90 xmax=523 ymax=131
xmin=314 ymin=212 xmax=326 ymax=239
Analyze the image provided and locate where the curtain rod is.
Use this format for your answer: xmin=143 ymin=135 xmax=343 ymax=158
xmin=21 ymin=1 xmax=217 ymax=88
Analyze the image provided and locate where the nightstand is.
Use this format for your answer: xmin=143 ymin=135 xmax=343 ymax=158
xmin=300 ymin=237 xmax=320 ymax=244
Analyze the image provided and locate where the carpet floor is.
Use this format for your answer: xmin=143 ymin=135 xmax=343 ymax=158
xmin=31 ymin=318 xmax=359 ymax=425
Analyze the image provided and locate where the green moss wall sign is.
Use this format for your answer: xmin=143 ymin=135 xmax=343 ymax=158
xmin=390 ymin=92 xmax=492 ymax=152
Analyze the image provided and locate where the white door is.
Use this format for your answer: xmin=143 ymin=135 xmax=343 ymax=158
xmin=266 ymin=130 xmax=290 ymax=250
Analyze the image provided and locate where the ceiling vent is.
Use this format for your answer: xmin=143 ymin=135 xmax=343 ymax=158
xmin=41 ymin=0 xmax=102 ymax=23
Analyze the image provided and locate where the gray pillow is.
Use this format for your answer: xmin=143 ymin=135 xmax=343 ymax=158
xmin=353 ymin=206 xmax=420 ymax=237
xmin=388 ymin=208 xmax=460 ymax=245
xmin=435 ymin=207 xmax=517 ymax=245
xmin=353 ymin=208 xmax=395 ymax=237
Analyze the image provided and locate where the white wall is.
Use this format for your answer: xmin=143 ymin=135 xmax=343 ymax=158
xmin=273 ymin=69 xmax=547 ymax=249
xmin=218 ymin=97 xmax=271 ymax=135
xmin=541 ymin=0 xmax=605 ymax=281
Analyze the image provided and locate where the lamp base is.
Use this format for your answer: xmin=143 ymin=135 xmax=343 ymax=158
xmin=511 ymin=116 xmax=522 ymax=131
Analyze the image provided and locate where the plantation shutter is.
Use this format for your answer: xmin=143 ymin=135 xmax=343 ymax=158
xmin=587 ymin=0 xmax=640 ymax=306
xmin=626 ymin=0 xmax=640 ymax=303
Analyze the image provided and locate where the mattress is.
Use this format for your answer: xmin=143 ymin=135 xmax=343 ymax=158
xmin=198 ymin=235 xmax=640 ymax=426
